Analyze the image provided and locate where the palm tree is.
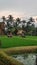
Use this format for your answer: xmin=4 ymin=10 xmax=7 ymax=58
xmin=13 ymin=18 xmax=21 ymax=35
xmin=7 ymin=15 xmax=14 ymax=28
xmin=2 ymin=16 xmax=8 ymax=35
xmin=22 ymin=20 xmax=26 ymax=23
xmin=26 ymin=17 xmax=35 ymax=35
xmin=29 ymin=17 xmax=35 ymax=22
xmin=27 ymin=17 xmax=35 ymax=27
xmin=22 ymin=20 xmax=26 ymax=31
xmin=16 ymin=18 xmax=21 ymax=24
xmin=15 ymin=18 xmax=21 ymax=28
xmin=2 ymin=16 xmax=6 ymax=22
xmin=8 ymin=15 xmax=13 ymax=22
xmin=6 ymin=15 xmax=14 ymax=34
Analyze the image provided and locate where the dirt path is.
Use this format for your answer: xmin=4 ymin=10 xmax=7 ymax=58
xmin=0 ymin=46 xmax=37 ymax=65
xmin=0 ymin=51 xmax=24 ymax=65
xmin=3 ymin=46 xmax=37 ymax=54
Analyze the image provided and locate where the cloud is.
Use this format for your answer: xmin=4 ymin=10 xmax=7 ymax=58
xmin=0 ymin=0 xmax=37 ymax=20
xmin=0 ymin=10 xmax=25 ymax=19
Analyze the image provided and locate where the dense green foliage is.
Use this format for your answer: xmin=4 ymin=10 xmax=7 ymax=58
xmin=1 ymin=15 xmax=37 ymax=36
xmin=0 ymin=36 xmax=37 ymax=48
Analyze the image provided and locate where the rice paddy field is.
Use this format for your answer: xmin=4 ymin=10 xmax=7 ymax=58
xmin=0 ymin=36 xmax=37 ymax=48
xmin=0 ymin=36 xmax=37 ymax=65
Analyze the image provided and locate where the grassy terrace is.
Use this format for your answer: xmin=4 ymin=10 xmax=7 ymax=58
xmin=0 ymin=36 xmax=37 ymax=48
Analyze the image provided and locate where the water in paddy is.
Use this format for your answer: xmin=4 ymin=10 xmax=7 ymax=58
xmin=12 ymin=54 xmax=36 ymax=65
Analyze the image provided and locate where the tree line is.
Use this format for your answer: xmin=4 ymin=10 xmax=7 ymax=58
xmin=1 ymin=15 xmax=37 ymax=36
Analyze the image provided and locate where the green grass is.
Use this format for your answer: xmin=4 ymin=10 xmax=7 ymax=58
xmin=0 ymin=36 xmax=37 ymax=48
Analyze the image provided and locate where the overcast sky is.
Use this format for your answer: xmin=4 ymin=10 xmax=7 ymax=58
xmin=0 ymin=0 xmax=37 ymax=19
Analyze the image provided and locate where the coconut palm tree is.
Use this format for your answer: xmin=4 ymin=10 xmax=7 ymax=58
xmin=26 ymin=17 xmax=35 ymax=35
xmin=8 ymin=15 xmax=13 ymax=22
xmin=22 ymin=20 xmax=26 ymax=30
xmin=16 ymin=18 xmax=21 ymax=25
xmin=2 ymin=16 xmax=6 ymax=22
xmin=29 ymin=17 xmax=35 ymax=22
xmin=7 ymin=15 xmax=14 ymax=28
xmin=7 ymin=15 xmax=15 ymax=35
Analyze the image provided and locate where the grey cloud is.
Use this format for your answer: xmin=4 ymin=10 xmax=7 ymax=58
xmin=0 ymin=0 xmax=37 ymax=16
